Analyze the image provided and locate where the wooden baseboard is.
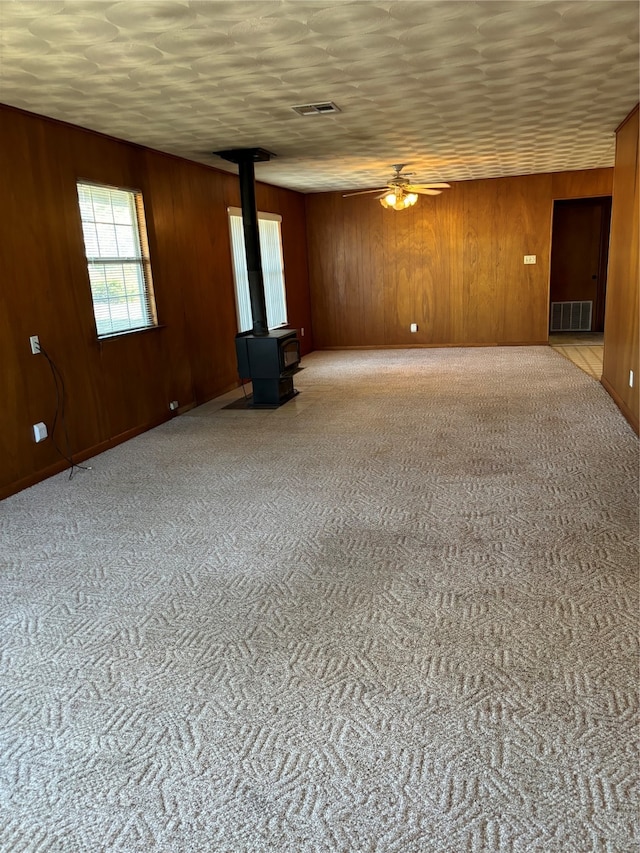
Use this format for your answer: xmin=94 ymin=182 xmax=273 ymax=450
xmin=1 ymin=458 xmax=73 ymax=501
xmin=0 ymin=413 xmax=173 ymax=502
xmin=1 ymin=383 xmax=250 ymax=501
xmin=176 ymin=401 xmax=197 ymax=415
xmin=6 ymin=367 xmax=632 ymax=502
xmin=600 ymin=377 xmax=639 ymax=435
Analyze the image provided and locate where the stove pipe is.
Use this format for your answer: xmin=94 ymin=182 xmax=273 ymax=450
xmin=215 ymin=147 xmax=275 ymax=337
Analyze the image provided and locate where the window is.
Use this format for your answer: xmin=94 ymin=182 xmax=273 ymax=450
xmin=77 ymin=181 xmax=157 ymax=338
xmin=228 ymin=208 xmax=287 ymax=333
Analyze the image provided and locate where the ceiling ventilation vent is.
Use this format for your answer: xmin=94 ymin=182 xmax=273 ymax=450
xmin=292 ymin=102 xmax=341 ymax=116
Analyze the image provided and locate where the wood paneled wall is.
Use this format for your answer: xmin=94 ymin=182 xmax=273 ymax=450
xmin=0 ymin=105 xmax=313 ymax=499
xmin=602 ymin=105 xmax=640 ymax=433
xmin=305 ymin=168 xmax=613 ymax=349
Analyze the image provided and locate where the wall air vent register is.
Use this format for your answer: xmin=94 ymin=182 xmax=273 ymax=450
xmin=550 ymin=301 xmax=593 ymax=332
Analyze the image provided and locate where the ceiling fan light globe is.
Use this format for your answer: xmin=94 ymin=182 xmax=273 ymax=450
xmin=385 ymin=192 xmax=397 ymax=206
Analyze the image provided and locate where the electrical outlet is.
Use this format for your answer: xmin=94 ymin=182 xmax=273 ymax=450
xmin=630 ymin=370 xmax=634 ymax=388
xmin=29 ymin=335 xmax=40 ymax=354
xmin=169 ymin=400 xmax=179 ymax=411
xmin=301 ymin=327 xmax=305 ymax=336
xmin=410 ymin=323 xmax=418 ymax=333
xmin=33 ymin=422 xmax=48 ymax=442
xmin=524 ymin=255 xmax=537 ymax=265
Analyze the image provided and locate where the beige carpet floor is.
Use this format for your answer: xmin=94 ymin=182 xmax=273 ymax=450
xmin=1 ymin=347 xmax=638 ymax=852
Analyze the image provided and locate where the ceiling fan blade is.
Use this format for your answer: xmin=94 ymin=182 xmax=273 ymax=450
xmin=408 ymin=183 xmax=451 ymax=190
xmin=413 ymin=188 xmax=442 ymax=196
xmin=342 ymin=187 xmax=387 ymax=197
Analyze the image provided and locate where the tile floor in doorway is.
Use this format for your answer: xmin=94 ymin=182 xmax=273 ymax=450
xmin=549 ymin=333 xmax=604 ymax=381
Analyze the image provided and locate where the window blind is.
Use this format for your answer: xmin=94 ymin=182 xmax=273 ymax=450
xmin=228 ymin=210 xmax=288 ymax=333
xmin=77 ymin=182 xmax=157 ymax=338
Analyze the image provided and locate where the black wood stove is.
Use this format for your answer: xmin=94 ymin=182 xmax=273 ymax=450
xmin=235 ymin=328 xmax=300 ymax=406
xmin=215 ymin=146 xmax=301 ymax=408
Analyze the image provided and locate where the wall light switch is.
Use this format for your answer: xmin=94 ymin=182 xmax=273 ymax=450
xmin=630 ymin=370 xmax=634 ymax=388
xmin=524 ymin=255 xmax=537 ymax=265
xmin=410 ymin=323 xmax=418 ymax=333
xmin=33 ymin=422 xmax=48 ymax=442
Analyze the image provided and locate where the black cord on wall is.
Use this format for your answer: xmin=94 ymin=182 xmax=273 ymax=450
xmin=39 ymin=345 xmax=91 ymax=481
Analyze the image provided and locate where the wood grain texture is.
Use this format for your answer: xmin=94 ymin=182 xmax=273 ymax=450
xmin=1 ymin=105 xmax=312 ymax=498
xmin=305 ymin=170 xmax=607 ymax=348
xmin=602 ymin=105 xmax=639 ymax=432
xmin=551 ymin=168 xmax=613 ymax=200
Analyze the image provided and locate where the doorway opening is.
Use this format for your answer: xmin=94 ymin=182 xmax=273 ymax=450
xmin=548 ymin=196 xmax=612 ymax=379
xmin=549 ymin=196 xmax=612 ymax=335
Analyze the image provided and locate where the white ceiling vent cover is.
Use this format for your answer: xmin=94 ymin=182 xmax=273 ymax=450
xmin=292 ymin=102 xmax=341 ymax=116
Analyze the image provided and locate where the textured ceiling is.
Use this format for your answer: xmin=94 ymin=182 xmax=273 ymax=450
xmin=0 ymin=0 xmax=638 ymax=192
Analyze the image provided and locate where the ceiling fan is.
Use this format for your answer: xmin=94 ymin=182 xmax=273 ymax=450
xmin=343 ymin=164 xmax=450 ymax=210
